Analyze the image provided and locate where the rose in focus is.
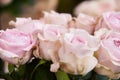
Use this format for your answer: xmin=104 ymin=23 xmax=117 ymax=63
xmin=34 ymin=24 xmax=67 ymax=72
xmin=95 ymin=28 xmax=120 ymax=79
xmin=0 ymin=29 xmax=35 ymax=65
xmin=58 ymin=29 xmax=99 ymax=75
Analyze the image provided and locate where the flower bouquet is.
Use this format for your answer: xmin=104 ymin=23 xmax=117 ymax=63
xmin=0 ymin=10 xmax=120 ymax=80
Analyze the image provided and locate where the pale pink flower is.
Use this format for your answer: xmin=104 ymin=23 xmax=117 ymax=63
xmin=9 ymin=18 xmax=44 ymax=34
xmin=0 ymin=29 xmax=35 ymax=65
xmin=34 ymin=24 xmax=67 ymax=72
xmin=96 ymin=12 xmax=120 ymax=32
xmin=41 ymin=11 xmax=72 ymax=27
xmin=95 ymin=28 xmax=120 ymax=79
xmin=58 ymin=29 xmax=99 ymax=75
xmin=69 ymin=13 xmax=96 ymax=34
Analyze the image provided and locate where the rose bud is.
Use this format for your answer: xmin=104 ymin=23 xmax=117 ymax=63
xmin=69 ymin=13 xmax=96 ymax=34
xmin=95 ymin=28 xmax=120 ymax=79
xmin=0 ymin=29 xmax=35 ymax=65
xmin=58 ymin=28 xmax=99 ymax=75
xmin=41 ymin=11 xmax=72 ymax=27
xmin=34 ymin=24 xmax=67 ymax=72
xmin=9 ymin=18 xmax=44 ymax=34
xmin=96 ymin=12 xmax=120 ymax=32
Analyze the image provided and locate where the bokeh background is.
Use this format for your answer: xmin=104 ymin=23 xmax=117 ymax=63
xmin=0 ymin=0 xmax=84 ymax=30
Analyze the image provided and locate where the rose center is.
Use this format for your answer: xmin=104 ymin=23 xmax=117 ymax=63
xmin=48 ymin=29 xmax=58 ymax=36
xmin=114 ymin=40 xmax=120 ymax=47
xmin=71 ymin=37 xmax=85 ymax=45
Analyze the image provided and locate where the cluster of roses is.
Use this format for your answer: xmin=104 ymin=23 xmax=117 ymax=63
xmin=0 ymin=11 xmax=120 ymax=79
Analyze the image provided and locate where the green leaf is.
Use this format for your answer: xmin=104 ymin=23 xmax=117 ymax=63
xmin=30 ymin=59 xmax=46 ymax=80
xmin=0 ymin=72 xmax=13 ymax=80
xmin=34 ymin=66 xmax=56 ymax=80
xmin=32 ymin=62 xmax=56 ymax=80
xmin=8 ymin=64 xmax=14 ymax=74
xmin=55 ymin=70 xmax=70 ymax=80
xmin=10 ymin=71 xmax=21 ymax=80
xmin=17 ymin=65 xmax=26 ymax=77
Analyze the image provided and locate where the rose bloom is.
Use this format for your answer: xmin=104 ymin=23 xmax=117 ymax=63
xmin=74 ymin=0 xmax=117 ymax=18
xmin=41 ymin=11 xmax=72 ymax=27
xmin=58 ymin=29 xmax=99 ymax=75
xmin=0 ymin=29 xmax=35 ymax=65
xmin=96 ymin=12 xmax=120 ymax=32
xmin=95 ymin=28 xmax=120 ymax=79
xmin=34 ymin=24 xmax=67 ymax=72
xmin=69 ymin=13 xmax=96 ymax=34
xmin=9 ymin=18 xmax=44 ymax=34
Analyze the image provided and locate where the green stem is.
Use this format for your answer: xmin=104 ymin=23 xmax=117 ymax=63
xmin=30 ymin=60 xmax=46 ymax=80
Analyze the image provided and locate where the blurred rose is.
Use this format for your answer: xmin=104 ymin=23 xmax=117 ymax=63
xmin=95 ymin=28 xmax=120 ymax=79
xmin=74 ymin=0 xmax=117 ymax=18
xmin=0 ymin=0 xmax=12 ymax=6
xmin=96 ymin=12 xmax=120 ymax=32
xmin=9 ymin=18 xmax=44 ymax=34
xmin=116 ymin=0 xmax=120 ymax=11
xmin=34 ymin=24 xmax=67 ymax=72
xmin=58 ymin=29 xmax=99 ymax=75
xmin=0 ymin=29 xmax=35 ymax=65
xmin=35 ymin=0 xmax=58 ymax=11
xmin=0 ymin=79 xmax=5 ymax=80
xmin=69 ymin=13 xmax=96 ymax=34
xmin=41 ymin=11 xmax=72 ymax=27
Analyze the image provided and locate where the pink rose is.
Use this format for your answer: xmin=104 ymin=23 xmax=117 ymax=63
xmin=9 ymin=18 xmax=44 ymax=33
xmin=74 ymin=0 xmax=117 ymax=18
xmin=41 ymin=11 xmax=72 ymax=27
xmin=0 ymin=29 xmax=35 ymax=65
xmin=96 ymin=12 xmax=120 ymax=32
xmin=95 ymin=28 xmax=120 ymax=79
xmin=69 ymin=13 xmax=96 ymax=34
xmin=34 ymin=24 xmax=67 ymax=72
xmin=58 ymin=29 xmax=99 ymax=75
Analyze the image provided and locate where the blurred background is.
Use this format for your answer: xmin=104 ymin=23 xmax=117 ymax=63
xmin=1 ymin=0 xmax=120 ymax=30
xmin=0 ymin=0 xmax=83 ymax=30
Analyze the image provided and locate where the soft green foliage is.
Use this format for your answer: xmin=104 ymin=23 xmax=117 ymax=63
xmin=55 ymin=70 xmax=70 ymax=80
xmin=8 ymin=64 xmax=14 ymax=74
